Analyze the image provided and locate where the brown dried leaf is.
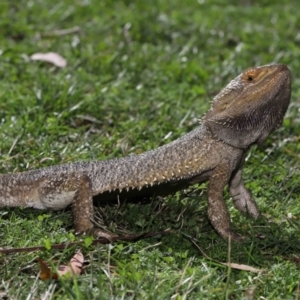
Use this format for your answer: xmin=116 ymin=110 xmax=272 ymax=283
xmin=57 ymin=249 xmax=84 ymax=277
xmin=38 ymin=249 xmax=84 ymax=280
xmin=37 ymin=258 xmax=58 ymax=280
xmin=30 ymin=52 xmax=67 ymax=68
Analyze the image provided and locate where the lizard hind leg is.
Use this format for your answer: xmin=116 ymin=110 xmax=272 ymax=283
xmin=39 ymin=174 xmax=114 ymax=242
xmin=70 ymin=174 xmax=117 ymax=242
xmin=70 ymin=174 xmax=95 ymax=234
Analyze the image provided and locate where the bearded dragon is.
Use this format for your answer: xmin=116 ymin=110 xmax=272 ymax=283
xmin=0 ymin=64 xmax=291 ymax=241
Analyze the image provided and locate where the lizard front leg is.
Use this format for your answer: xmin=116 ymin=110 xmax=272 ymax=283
xmin=207 ymin=163 xmax=243 ymax=241
xmin=229 ymin=168 xmax=260 ymax=219
xmin=39 ymin=174 xmax=114 ymax=242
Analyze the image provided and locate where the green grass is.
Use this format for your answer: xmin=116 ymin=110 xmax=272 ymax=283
xmin=1 ymin=0 xmax=300 ymax=299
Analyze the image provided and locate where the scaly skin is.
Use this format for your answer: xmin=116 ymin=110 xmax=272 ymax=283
xmin=0 ymin=64 xmax=291 ymax=241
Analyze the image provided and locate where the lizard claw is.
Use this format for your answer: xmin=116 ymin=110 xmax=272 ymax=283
xmin=90 ymin=228 xmax=118 ymax=244
xmin=228 ymin=231 xmax=247 ymax=242
xmin=76 ymin=228 xmax=118 ymax=244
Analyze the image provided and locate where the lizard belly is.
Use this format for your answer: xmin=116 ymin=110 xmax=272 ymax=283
xmin=22 ymin=187 xmax=75 ymax=210
xmin=39 ymin=190 xmax=76 ymax=210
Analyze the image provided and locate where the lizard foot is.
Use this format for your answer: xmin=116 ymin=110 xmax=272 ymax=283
xmin=228 ymin=231 xmax=247 ymax=242
xmin=89 ymin=228 xmax=118 ymax=243
xmin=76 ymin=228 xmax=118 ymax=243
xmin=216 ymin=226 xmax=247 ymax=242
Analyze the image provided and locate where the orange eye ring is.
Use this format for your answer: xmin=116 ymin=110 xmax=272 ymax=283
xmin=242 ymin=71 xmax=256 ymax=82
xmin=247 ymin=75 xmax=254 ymax=81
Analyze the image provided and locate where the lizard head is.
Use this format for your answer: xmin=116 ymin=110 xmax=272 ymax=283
xmin=204 ymin=64 xmax=291 ymax=149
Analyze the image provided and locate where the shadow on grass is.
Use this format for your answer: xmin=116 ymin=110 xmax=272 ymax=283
xmin=2 ymin=187 xmax=300 ymax=268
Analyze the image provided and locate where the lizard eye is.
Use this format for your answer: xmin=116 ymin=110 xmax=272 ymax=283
xmin=243 ymin=71 xmax=256 ymax=82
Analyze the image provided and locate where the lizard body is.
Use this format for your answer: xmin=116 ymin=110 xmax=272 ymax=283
xmin=0 ymin=64 xmax=291 ymax=241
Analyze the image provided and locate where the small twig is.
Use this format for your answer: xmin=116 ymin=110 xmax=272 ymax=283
xmin=283 ymin=147 xmax=300 ymax=161
xmin=175 ymin=257 xmax=193 ymax=296
xmin=43 ymin=26 xmax=81 ymax=37
xmin=0 ymin=229 xmax=171 ymax=255
xmin=141 ymin=241 xmax=162 ymax=251
xmin=122 ymin=23 xmax=132 ymax=49
xmin=8 ymin=135 xmax=21 ymax=156
xmin=106 ymin=244 xmax=113 ymax=297
xmin=181 ymin=232 xmax=263 ymax=273
xmin=225 ymin=236 xmax=232 ymax=299
xmin=181 ymin=232 xmax=212 ymax=260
